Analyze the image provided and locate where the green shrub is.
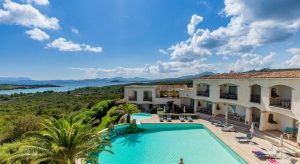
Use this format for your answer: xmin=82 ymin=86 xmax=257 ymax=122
xmin=150 ymin=108 xmax=157 ymax=114
xmin=98 ymin=106 xmax=123 ymax=131
xmin=0 ymin=115 xmax=41 ymax=144
xmin=80 ymin=99 xmax=115 ymax=125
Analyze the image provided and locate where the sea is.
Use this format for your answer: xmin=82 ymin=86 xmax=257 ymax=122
xmin=0 ymin=80 xmax=130 ymax=95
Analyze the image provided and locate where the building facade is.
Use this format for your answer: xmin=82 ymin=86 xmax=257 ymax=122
xmin=124 ymin=85 xmax=194 ymax=112
xmin=124 ymin=70 xmax=300 ymax=144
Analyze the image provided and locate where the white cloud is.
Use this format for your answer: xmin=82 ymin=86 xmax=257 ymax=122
xmin=0 ymin=0 xmax=59 ymax=29
xmin=71 ymin=28 xmax=79 ymax=34
xmin=83 ymin=44 xmax=102 ymax=53
xmin=167 ymin=0 xmax=300 ymax=58
xmin=287 ymin=48 xmax=300 ymax=56
xmin=187 ymin=14 xmax=203 ymax=35
xmin=69 ymin=60 xmax=216 ymax=79
xmin=158 ymin=49 xmax=168 ymax=54
xmin=47 ymin=37 xmax=102 ymax=53
xmin=26 ymin=0 xmax=49 ymax=6
xmin=25 ymin=28 xmax=49 ymax=41
xmin=222 ymin=56 xmax=229 ymax=60
xmin=69 ymin=0 xmax=300 ymax=78
xmin=168 ymin=39 xmax=211 ymax=62
xmin=285 ymin=48 xmax=300 ymax=68
xmin=229 ymin=52 xmax=275 ymax=72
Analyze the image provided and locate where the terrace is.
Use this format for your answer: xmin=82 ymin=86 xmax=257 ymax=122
xmin=128 ymin=90 xmax=137 ymax=101
xmin=196 ymin=83 xmax=209 ymax=97
xmin=220 ymin=84 xmax=238 ymax=100
xmin=269 ymin=85 xmax=292 ymax=110
xmin=155 ymin=85 xmax=186 ymax=98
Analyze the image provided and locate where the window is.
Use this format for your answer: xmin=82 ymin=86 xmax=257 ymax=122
xmin=144 ymin=91 xmax=151 ymax=98
xmin=205 ymin=85 xmax=209 ymax=93
xmin=134 ymin=91 xmax=137 ymax=97
xmin=229 ymin=86 xmax=237 ymax=95
xmin=271 ymin=88 xmax=277 ymax=97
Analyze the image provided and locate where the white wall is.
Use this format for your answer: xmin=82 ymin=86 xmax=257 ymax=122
xmin=192 ymin=78 xmax=300 ymax=120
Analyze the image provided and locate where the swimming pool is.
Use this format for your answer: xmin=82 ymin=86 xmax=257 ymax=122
xmin=131 ymin=113 xmax=152 ymax=121
xmin=99 ymin=124 xmax=246 ymax=164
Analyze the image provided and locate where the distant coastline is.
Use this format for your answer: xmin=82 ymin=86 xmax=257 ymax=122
xmin=0 ymin=84 xmax=61 ymax=91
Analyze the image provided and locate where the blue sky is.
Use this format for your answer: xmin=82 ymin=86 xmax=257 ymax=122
xmin=0 ymin=0 xmax=300 ymax=80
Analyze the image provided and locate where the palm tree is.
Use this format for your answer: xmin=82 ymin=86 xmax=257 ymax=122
xmin=119 ymin=103 xmax=139 ymax=123
xmin=8 ymin=115 xmax=112 ymax=164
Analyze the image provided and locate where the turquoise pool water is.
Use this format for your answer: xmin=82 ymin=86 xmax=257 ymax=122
xmin=131 ymin=113 xmax=152 ymax=121
xmin=99 ymin=124 xmax=246 ymax=164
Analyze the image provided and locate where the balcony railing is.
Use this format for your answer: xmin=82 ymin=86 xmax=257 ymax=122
xmin=196 ymin=107 xmax=212 ymax=115
xmin=270 ymin=98 xmax=291 ymax=109
xmin=159 ymin=94 xmax=169 ymax=98
xmin=143 ymin=97 xmax=153 ymax=101
xmin=197 ymin=91 xmax=209 ymax=97
xmin=128 ymin=96 xmax=137 ymax=101
xmin=159 ymin=94 xmax=179 ymax=98
xmin=220 ymin=93 xmax=237 ymax=100
xmin=250 ymin=94 xmax=261 ymax=103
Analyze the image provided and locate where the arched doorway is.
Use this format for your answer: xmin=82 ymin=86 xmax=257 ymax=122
xmin=251 ymin=107 xmax=261 ymax=128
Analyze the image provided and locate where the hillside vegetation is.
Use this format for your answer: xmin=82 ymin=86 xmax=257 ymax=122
xmin=0 ymin=84 xmax=60 ymax=90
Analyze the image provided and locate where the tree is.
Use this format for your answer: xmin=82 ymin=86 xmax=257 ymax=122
xmin=8 ymin=115 xmax=112 ymax=164
xmin=119 ymin=103 xmax=140 ymax=123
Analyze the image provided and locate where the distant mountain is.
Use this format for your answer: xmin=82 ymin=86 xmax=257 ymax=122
xmin=153 ymin=71 xmax=215 ymax=82
xmin=0 ymin=72 xmax=215 ymax=86
xmin=0 ymin=77 xmax=149 ymax=85
xmin=0 ymin=77 xmax=31 ymax=82
xmin=175 ymin=71 xmax=215 ymax=80
xmin=105 ymin=77 xmax=148 ymax=82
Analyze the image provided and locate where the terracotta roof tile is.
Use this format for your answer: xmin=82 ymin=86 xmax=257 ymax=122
xmin=199 ymin=71 xmax=300 ymax=79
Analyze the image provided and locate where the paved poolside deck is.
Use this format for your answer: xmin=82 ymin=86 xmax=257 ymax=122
xmin=141 ymin=114 xmax=300 ymax=164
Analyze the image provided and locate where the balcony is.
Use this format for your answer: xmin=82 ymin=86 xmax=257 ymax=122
xmin=220 ymin=93 xmax=237 ymax=100
xmin=143 ymin=97 xmax=153 ymax=101
xmin=179 ymin=89 xmax=193 ymax=98
xmin=197 ymin=91 xmax=209 ymax=97
xmin=196 ymin=83 xmax=210 ymax=97
xmin=250 ymin=84 xmax=261 ymax=104
xmin=219 ymin=84 xmax=237 ymax=100
xmin=250 ymin=94 xmax=261 ymax=103
xmin=128 ymin=96 xmax=137 ymax=101
xmin=158 ymin=90 xmax=179 ymax=98
xmin=270 ymin=98 xmax=291 ymax=110
xmin=269 ymin=85 xmax=292 ymax=110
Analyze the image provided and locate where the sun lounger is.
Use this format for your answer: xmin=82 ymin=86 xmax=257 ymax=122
xmin=283 ymin=148 xmax=297 ymax=157
xmin=159 ymin=115 xmax=164 ymax=122
xmin=267 ymin=159 xmax=280 ymax=164
xmin=253 ymin=151 xmax=268 ymax=158
xmin=187 ymin=115 xmax=193 ymax=122
xmin=167 ymin=114 xmax=172 ymax=122
xmin=267 ymin=149 xmax=277 ymax=158
xmin=221 ymin=125 xmax=236 ymax=132
xmin=235 ymin=133 xmax=253 ymax=143
xmin=179 ymin=114 xmax=185 ymax=122
xmin=212 ymin=120 xmax=225 ymax=127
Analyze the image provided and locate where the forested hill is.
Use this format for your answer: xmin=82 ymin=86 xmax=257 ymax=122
xmin=0 ymin=84 xmax=60 ymax=90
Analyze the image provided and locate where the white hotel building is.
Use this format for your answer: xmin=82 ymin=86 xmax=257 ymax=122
xmin=124 ymin=70 xmax=300 ymax=145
